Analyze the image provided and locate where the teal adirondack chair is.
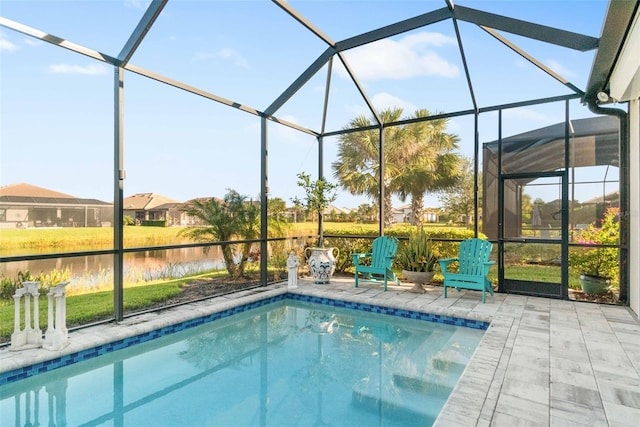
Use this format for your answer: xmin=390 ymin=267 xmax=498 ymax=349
xmin=438 ymin=238 xmax=495 ymax=303
xmin=352 ymin=236 xmax=399 ymax=291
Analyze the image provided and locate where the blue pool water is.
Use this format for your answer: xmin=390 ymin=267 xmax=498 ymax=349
xmin=1 ymin=297 xmax=486 ymax=426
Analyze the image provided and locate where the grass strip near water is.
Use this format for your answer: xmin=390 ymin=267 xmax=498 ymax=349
xmin=0 ymin=279 xmax=186 ymax=343
xmin=0 ymin=227 xmax=190 ymax=251
xmin=0 ymin=222 xmax=403 ymax=252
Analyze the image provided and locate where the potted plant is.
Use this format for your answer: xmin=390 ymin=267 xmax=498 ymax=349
xmin=569 ymin=207 xmax=619 ymax=295
xmin=292 ymin=172 xmax=339 ymax=284
xmin=397 ymin=226 xmax=437 ymax=293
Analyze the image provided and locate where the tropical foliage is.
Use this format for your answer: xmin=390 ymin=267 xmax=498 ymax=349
xmin=332 ymin=107 xmax=461 ymax=227
xmin=180 ymin=190 xmax=260 ymax=279
xmin=292 ymin=171 xmax=338 ymax=246
xmin=438 ymin=156 xmax=478 ymax=226
xmin=291 ymin=172 xmax=338 ymax=216
xmin=569 ymin=207 xmax=619 ymax=279
xmin=396 ymin=227 xmax=437 ymax=272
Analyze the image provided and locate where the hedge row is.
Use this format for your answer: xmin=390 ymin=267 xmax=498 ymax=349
xmin=322 ymin=225 xmax=486 ymax=274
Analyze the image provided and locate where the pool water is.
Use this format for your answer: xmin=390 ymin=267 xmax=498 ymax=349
xmin=0 ymin=299 xmax=485 ymax=426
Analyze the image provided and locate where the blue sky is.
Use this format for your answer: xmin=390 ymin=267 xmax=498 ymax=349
xmin=0 ymin=0 xmax=613 ymax=209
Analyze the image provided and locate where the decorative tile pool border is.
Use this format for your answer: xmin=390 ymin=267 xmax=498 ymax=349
xmin=1 ymin=292 xmax=489 ymax=386
xmin=287 ymin=293 xmax=490 ymax=330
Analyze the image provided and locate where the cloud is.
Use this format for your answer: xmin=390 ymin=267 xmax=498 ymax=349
xmin=0 ymin=36 xmax=18 ymax=52
xmin=24 ymin=38 xmax=42 ymax=47
xmin=216 ymin=48 xmax=249 ymax=69
xmin=48 ymin=64 xmax=108 ymax=75
xmin=343 ymin=92 xmax=417 ymax=121
xmin=545 ymin=59 xmax=576 ymax=78
xmin=124 ymin=0 xmax=151 ymax=10
xmin=516 ymin=57 xmax=576 ymax=79
xmin=194 ymin=48 xmax=249 ymax=69
xmin=194 ymin=52 xmax=214 ymax=61
xmin=371 ymin=92 xmax=416 ymax=112
xmin=338 ymin=31 xmax=459 ymax=81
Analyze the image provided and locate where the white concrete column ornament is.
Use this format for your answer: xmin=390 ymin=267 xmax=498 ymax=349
xmin=43 ymin=281 xmax=71 ymax=351
xmin=10 ymin=281 xmax=43 ymax=351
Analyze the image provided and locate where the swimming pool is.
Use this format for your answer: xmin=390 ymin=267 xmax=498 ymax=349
xmin=0 ymin=294 xmax=487 ymax=426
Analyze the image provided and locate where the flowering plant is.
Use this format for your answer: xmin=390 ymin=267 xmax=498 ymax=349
xmin=569 ymin=207 xmax=619 ymax=279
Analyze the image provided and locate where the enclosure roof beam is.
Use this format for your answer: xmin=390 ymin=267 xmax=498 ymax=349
xmin=336 ymin=52 xmax=382 ymax=126
xmin=125 ymin=64 xmax=261 ymax=116
xmin=125 ymin=64 xmax=317 ymax=137
xmin=454 ymin=5 xmax=599 ymax=51
xmin=264 ymin=47 xmax=335 ymax=117
xmin=118 ymin=0 xmax=168 ymax=66
xmin=446 ymin=0 xmax=478 ymax=112
xmin=272 ymin=0 xmax=335 ymax=47
xmin=0 ymin=16 xmax=120 ymax=66
xmin=335 ymin=7 xmax=450 ymax=52
xmin=481 ymin=26 xmax=585 ymax=96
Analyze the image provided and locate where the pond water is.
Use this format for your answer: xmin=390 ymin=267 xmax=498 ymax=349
xmin=0 ymin=246 xmax=227 ymax=290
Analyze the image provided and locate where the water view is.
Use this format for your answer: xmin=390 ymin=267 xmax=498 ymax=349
xmin=0 ymin=246 xmax=226 ymax=293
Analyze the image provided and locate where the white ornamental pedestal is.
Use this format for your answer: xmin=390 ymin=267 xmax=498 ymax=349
xmin=43 ymin=281 xmax=71 ymax=351
xmin=10 ymin=281 xmax=43 ymax=351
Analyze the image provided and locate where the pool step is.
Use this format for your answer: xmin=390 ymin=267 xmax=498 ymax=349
xmin=392 ymin=373 xmax=455 ymax=398
xmin=351 ymin=378 xmax=444 ymax=423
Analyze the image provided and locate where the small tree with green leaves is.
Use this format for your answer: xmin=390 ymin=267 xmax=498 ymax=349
xmin=292 ymin=172 xmax=338 ymax=247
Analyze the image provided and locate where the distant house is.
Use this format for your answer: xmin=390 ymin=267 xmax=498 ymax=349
xmin=391 ymin=204 xmax=440 ymax=224
xmin=323 ymin=205 xmax=350 ymax=216
xmin=0 ymin=182 xmax=112 ymax=228
xmin=167 ymin=197 xmax=225 ymax=226
xmin=123 ymin=193 xmax=180 ymax=225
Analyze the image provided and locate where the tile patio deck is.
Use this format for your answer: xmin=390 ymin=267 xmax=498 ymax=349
xmin=1 ymin=276 xmax=639 ymax=426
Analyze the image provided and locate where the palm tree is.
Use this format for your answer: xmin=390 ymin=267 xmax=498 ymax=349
xmin=179 ymin=189 xmax=260 ymax=279
xmin=438 ymin=156 xmax=478 ymax=227
xmin=332 ymin=107 xmax=460 ymax=227
xmin=394 ymin=110 xmax=461 ymax=225
xmin=332 ymin=108 xmax=406 ymax=227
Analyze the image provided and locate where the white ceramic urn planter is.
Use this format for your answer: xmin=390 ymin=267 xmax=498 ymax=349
xmin=305 ymin=247 xmax=339 ymax=284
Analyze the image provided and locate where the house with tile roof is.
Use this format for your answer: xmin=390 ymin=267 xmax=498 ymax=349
xmin=0 ymin=183 xmax=112 ymax=228
xmin=123 ymin=193 xmax=180 ymax=225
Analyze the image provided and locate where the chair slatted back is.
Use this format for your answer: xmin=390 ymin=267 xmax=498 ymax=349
xmin=370 ymin=236 xmax=398 ymax=269
xmin=458 ymin=238 xmax=493 ymax=276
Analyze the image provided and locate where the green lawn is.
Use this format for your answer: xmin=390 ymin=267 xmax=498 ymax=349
xmin=0 ymin=278 xmax=189 ymax=343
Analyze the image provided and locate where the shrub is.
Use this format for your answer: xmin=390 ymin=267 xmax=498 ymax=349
xmin=323 ymin=225 xmax=482 ymax=273
xmin=569 ymin=207 xmax=619 ymax=280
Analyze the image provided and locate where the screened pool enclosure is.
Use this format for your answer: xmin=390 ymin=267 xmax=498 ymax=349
xmin=0 ymin=0 xmax=637 ymax=335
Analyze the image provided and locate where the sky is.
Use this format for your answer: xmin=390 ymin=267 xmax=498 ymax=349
xmin=0 ymin=0 xmax=615 ymax=210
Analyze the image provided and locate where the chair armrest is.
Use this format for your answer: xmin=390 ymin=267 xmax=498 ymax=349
xmin=438 ymin=257 xmax=458 ymax=272
xmin=353 ymin=253 xmax=372 ymax=258
xmin=352 ymin=253 xmax=372 ymax=266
